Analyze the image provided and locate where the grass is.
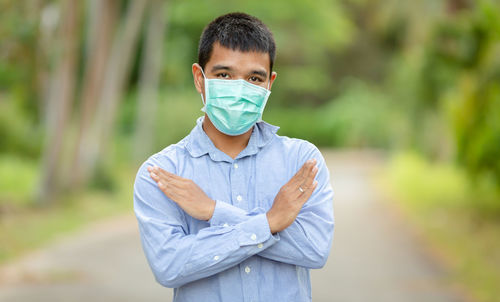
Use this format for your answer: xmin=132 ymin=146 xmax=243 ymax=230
xmin=0 ymin=154 xmax=136 ymax=265
xmin=376 ymin=151 xmax=500 ymax=302
xmin=0 ymin=155 xmax=39 ymax=207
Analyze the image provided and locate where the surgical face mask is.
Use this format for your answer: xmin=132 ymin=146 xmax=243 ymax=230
xmin=199 ymin=67 xmax=271 ymax=136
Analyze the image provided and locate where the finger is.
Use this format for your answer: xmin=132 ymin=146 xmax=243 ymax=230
xmin=294 ymin=159 xmax=311 ymax=178
xmin=301 ymin=164 xmax=319 ymax=190
xmin=291 ymin=158 xmax=317 ymax=186
xmin=158 ymin=181 xmax=180 ymax=202
xmin=149 ymin=171 xmax=160 ymax=182
xmin=150 ymin=167 xmax=181 ymax=188
xmin=298 ymin=180 xmax=318 ymax=204
xmin=157 ymin=178 xmax=178 ymax=196
xmin=149 ymin=172 xmax=179 ymax=193
xmin=290 ymin=159 xmax=314 ymax=184
xmin=289 ymin=161 xmax=316 ymax=199
xmin=159 ymin=182 xmax=185 ymax=204
xmin=153 ymin=166 xmax=186 ymax=185
xmin=158 ymin=181 xmax=167 ymax=191
xmin=152 ymin=166 xmax=172 ymax=178
xmin=149 ymin=170 xmax=171 ymax=184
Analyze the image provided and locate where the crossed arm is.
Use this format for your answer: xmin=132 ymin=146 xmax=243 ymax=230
xmin=147 ymin=157 xmax=318 ymax=233
xmin=133 ymin=145 xmax=334 ymax=288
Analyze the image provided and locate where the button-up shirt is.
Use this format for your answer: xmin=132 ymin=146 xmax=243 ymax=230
xmin=133 ymin=116 xmax=335 ymax=302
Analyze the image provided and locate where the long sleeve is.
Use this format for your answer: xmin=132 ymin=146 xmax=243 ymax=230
xmin=208 ymin=143 xmax=335 ymax=269
xmin=133 ymin=155 xmax=279 ymax=289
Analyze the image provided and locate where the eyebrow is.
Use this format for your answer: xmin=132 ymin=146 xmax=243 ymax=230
xmin=211 ymin=65 xmax=232 ymax=72
xmin=250 ymin=70 xmax=268 ymax=78
xmin=210 ymin=65 xmax=268 ymax=78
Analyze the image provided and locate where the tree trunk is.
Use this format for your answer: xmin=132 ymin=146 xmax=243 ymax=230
xmin=37 ymin=0 xmax=80 ymax=204
xmin=36 ymin=1 xmax=59 ymax=128
xmin=68 ymin=0 xmax=119 ymax=189
xmin=74 ymin=0 xmax=149 ymax=187
xmin=133 ymin=0 xmax=169 ymax=162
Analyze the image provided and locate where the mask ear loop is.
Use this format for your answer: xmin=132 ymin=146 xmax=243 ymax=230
xmin=256 ymin=76 xmax=272 ymax=123
xmin=265 ymin=71 xmax=274 ymax=92
xmin=199 ymin=65 xmax=207 ymax=80
xmin=199 ymin=65 xmax=207 ymax=110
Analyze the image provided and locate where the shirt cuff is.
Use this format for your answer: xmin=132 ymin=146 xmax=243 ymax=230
xmin=236 ymin=213 xmax=279 ymax=246
xmin=209 ymin=200 xmax=249 ymax=227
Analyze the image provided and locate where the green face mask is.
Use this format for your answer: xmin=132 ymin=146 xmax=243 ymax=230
xmin=200 ymin=68 xmax=271 ymax=136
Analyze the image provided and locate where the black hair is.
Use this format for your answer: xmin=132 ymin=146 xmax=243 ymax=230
xmin=198 ymin=12 xmax=276 ymax=76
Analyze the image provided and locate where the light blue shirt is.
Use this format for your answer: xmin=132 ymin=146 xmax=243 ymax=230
xmin=133 ymin=116 xmax=335 ymax=302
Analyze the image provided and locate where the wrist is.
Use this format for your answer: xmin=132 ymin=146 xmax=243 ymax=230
xmin=205 ymin=198 xmax=216 ymax=221
xmin=266 ymin=210 xmax=279 ymax=234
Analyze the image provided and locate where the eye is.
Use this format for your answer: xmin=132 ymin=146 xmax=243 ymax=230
xmin=249 ymin=76 xmax=263 ymax=83
xmin=216 ymin=73 xmax=230 ymax=79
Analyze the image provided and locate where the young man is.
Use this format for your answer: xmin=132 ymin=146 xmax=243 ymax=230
xmin=134 ymin=12 xmax=334 ymax=302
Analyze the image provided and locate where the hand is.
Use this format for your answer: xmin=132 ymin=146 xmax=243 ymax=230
xmin=147 ymin=166 xmax=216 ymax=221
xmin=266 ymin=159 xmax=319 ymax=234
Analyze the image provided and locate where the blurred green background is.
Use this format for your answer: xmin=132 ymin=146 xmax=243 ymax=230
xmin=1 ymin=0 xmax=499 ymax=301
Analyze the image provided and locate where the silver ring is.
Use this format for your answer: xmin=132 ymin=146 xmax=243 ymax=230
xmin=298 ymin=186 xmax=304 ymax=193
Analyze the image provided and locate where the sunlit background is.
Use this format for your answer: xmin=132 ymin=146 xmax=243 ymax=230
xmin=0 ymin=0 xmax=499 ymax=301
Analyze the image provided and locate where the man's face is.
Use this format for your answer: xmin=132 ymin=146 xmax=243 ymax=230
xmin=192 ymin=42 xmax=277 ymax=98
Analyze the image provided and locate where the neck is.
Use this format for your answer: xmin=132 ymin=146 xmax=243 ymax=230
xmin=202 ymin=114 xmax=253 ymax=159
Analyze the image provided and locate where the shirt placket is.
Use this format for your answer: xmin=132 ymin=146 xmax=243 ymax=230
xmin=230 ymin=158 xmax=258 ymax=302
xmin=230 ymin=160 xmax=245 ymax=209
xmin=239 ymin=258 xmax=259 ymax=302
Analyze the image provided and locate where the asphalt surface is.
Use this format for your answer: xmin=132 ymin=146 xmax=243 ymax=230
xmin=0 ymin=150 xmax=468 ymax=301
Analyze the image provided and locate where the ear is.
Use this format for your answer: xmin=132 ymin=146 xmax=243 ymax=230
xmin=192 ymin=63 xmax=204 ymax=94
xmin=268 ymin=71 xmax=277 ymax=90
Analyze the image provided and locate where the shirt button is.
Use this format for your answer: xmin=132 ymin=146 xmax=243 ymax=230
xmin=251 ymin=234 xmax=257 ymax=241
xmin=236 ymin=195 xmax=243 ymax=202
xmin=213 ymin=255 xmax=220 ymax=261
xmin=234 ymin=163 xmax=239 ymax=169
xmin=245 ymin=266 xmax=251 ymax=274
xmin=223 ymin=223 xmax=229 ymax=227
xmin=258 ymin=243 xmax=263 ymax=249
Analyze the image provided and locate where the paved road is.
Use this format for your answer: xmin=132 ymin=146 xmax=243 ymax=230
xmin=0 ymin=150 xmax=467 ymax=301
xmin=311 ymin=150 xmax=467 ymax=302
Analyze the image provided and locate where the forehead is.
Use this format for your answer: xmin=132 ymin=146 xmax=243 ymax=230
xmin=206 ymin=42 xmax=270 ymax=72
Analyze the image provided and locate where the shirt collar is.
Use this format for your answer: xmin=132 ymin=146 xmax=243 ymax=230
xmin=185 ymin=116 xmax=280 ymax=162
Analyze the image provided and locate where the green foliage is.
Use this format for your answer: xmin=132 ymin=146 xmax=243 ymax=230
xmin=153 ymin=88 xmax=205 ymax=149
xmin=164 ymin=0 xmax=355 ymax=106
xmin=384 ymin=152 xmax=469 ymax=208
xmin=384 ymin=150 xmax=500 ymax=215
xmin=446 ymin=75 xmax=500 ymax=187
xmin=126 ymin=79 xmax=405 ymax=151
xmin=0 ymin=1 xmax=42 ymax=121
xmin=436 ymin=0 xmax=500 ymax=187
xmin=88 ymin=161 xmax=117 ymax=192
xmin=0 ymin=154 xmax=38 ymax=206
xmin=374 ymin=0 xmax=500 ymax=190
xmin=1 ymin=0 xmax=499 ymax=227
xmin=0 ymin=165 xmax=134 ymax=265
xmin=1 ymin=2 xmax=499 ymax=296
xmin=0 ymin=97 xmax=42 ymax=157
xmin=380 ymin=151 xmax=500 ymax=302
xmin=265 ymin=79 xmax=406 ymax=148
